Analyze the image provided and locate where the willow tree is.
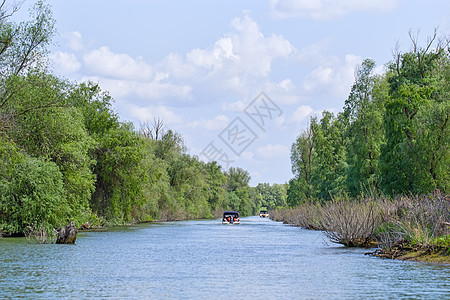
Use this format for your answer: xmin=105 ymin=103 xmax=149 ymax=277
xmin=288 ymin=121 xmax=314 ymax=205
xmin=226 ymin=167 xmax=253 ymax=215
xmin=380 ymin=31 xmax=449 ymax=195
xmin=310 ymin=111 xmax=348 ymax=199
xmin=343 ymin=59 xmax=386 ymax=196
xmin=0 ymin=1 xmax=55 ymax=110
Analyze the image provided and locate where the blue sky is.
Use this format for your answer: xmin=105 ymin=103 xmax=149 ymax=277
xmin=33 ymin=0 xmax=450 ymax=185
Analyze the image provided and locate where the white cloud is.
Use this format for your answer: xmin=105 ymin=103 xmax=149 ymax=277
xmin=303 ymin=54 xmax=362 ymax=98
xmin=83 ymin=46 xmax=153 ymax=81
xmin=240 ymin=151 xmax=256 ymax=161
xmin=249 ymin=170 xmax=263 ymax=183
xmin=160 ymin=52 xmax=199 ymax=79
xmin=228 ymin=15 xmax=295 ymax=77
xmin=184 ymin=14 xmax=295 ymax=93
xmin=126 ymin=103 xmax=182 ymax=125
xmin=82 ymin=77 xmax=192 ymax=102
xmin=187 ymin=115 xmax=229 ymax=131
xmin=56 ymin=15 xmax=298 ymax=107
xmin=64 ymin=31 xmax=84 ymax=51
xmin=221 ymin=100 xmax=247 ymax=112
xmin=288 ymin=105 xmax=313 ymax=123
xmin=296 ymin=39 xmax=332 ymax=66
xmin=257 ymin=144 xmax=290 ymax=159
xmin=188 ymin=37 xmax=238 ymax=70
xmin=373 ymin=64 xmax=386 ymax=76
xmin=278 ymin=78 xmax=294 ymax=92
xmin=270 ymin=0 xmax=399 ymax=20
xmin=50 ymin=52 xmax=81 ymax=74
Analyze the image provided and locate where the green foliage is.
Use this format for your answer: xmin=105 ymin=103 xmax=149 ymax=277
xmin=91 ymin=123 xmax=149 ymax=222
xmin=289 ymin=125 xmax=313 ymax=203
xmin=0 ymin=1 xmax=55 ymax=78
xmin=431 ymin=235 xmax=450 ymax=255
xmin=255 ymin=183 xmax=287 ymax=209
xmin=288 ymin=112 xmax=348 ymax=204
xmin=288 ymin=33 xmax=449 ymax=205
xmin=0 ymin=1 xmax=259 ymax=235
xmin=0 ymin=139 xmax=68 ymax=234
xmin=68 ymin=82 xmax=119 ymax=137
xmin=310 ymin=112 xmax=348 ymax=199
xmin=344 ymin=59 xmax=385 ymax=196
xmin=380 ymin=38 xmax=449 ymax=195
xmin=225 ymin=191 xmax=241 ymax=211
xmin=287 ymin=178 xmax=307 ymax=207
xmin=204 ymin=161 xmax=227 ymax=212
xmin=225 ymin=167 xmax=254 ymax=215
xmin=4 ymin=72 xmax=95 ymax=224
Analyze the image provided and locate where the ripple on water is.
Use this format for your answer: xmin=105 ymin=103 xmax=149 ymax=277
xmin=1 ymin=216 xmax=449 ymax=299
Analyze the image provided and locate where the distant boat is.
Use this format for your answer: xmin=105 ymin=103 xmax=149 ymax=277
xmin=222 ymin=211 xmax=240 ymax=225
xmin=259 ymin=210 xmax=269 ymax=218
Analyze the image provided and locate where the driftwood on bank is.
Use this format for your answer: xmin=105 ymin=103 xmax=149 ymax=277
xmin=56 ymin=221 xmax=77 ymax=244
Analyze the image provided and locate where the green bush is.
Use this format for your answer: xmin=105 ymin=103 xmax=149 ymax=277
xmin=0 ymin=140 xmax=68 ymax=235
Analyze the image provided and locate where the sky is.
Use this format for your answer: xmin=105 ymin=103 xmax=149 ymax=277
xmin=22 ymin=0 xmax=450 ymax=185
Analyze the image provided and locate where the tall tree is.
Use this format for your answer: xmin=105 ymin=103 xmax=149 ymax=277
xmin=0 ymin=0 xmax=55 ymax=110
xmin=256 ymin=183 xmax=287 ymax=209
xmin=290 ymin=121 xmax=314 ymax=202
xmin=226 ymin=167 xmax=253 ymax=215
xmin=380 ymin=31 xmax=449 ymax=194
xmin=310 ymin=111 xmax=348 ymax=199
xmin=344 ymin=59 xmax=386 ymax=196
xmin=204 ymin=161 xmax=227 ymax=213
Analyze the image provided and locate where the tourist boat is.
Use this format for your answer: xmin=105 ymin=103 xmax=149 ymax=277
xmin=259 ymin=210 xmax=269 ymax=218
xmin=222 ymin=211 xmax=240 ymax=224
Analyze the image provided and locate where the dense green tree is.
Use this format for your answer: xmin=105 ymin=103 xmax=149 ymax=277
xmin=226 ymin=167 xmax=253 ymax=215
xmin=289 ymin=122 xmax=314 ymax=203
xmin=0 ymin=0 xmax=55 ymax=109
xmin=5 ymin=73 xmax=95 ymax=222
xmin=287 ymin=177 xmax=312 ymax=207
xmin=380 ymin=32 xmax=449 ymax=194
xmin=344 ymin=59 xmax=386 ymax=196
xmin=288 ymin=112 xmax=347 ymax=203
xmin=226 ymin=167 xmax=250 ymax=192
xmin=310 ymin=111 xmax=348 ymax=199
xmin=92 ymin=124 xmax=149 ymax=222
xmin=255 ymin=183 xmax=287 ymax=209
xmin=0 ymin=0 xmax=263 ymax=235
xmin=68 ymin=82 xmax=118 ymax=137
xmin=287 ymin=31 xmax=449 ymax=202
xmin=0 ymin=139 xmax=67 ymax=234
xmin=204 ymin=161 xmax=227 ymax=213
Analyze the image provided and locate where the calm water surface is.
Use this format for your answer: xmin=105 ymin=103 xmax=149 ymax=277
xmin=1 ymin=216 xmax=449 ymax=299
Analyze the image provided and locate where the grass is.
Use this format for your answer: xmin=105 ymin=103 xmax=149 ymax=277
xmin=24 ymin=223 xmax=57 ymax=244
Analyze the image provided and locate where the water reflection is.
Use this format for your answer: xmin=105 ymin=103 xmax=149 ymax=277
xmin=1 ymin=216 xmax=448 ymax=299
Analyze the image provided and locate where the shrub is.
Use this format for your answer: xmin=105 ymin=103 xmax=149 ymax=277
xmin=271 ymin=201 xmax=324 ymax=230
xmin=0 ymin=140 xmax=68 ymax=235
xmin=319 ymin=196 xmax=383 ymax=247
xmin=376 ymin=191 xmax=449 ymax=248
xmin=25 ymin=222 xmax=58 ymax=244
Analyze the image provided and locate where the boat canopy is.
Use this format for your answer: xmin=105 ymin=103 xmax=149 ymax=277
xmin=223 ymin=211 xmax=239 ymax=216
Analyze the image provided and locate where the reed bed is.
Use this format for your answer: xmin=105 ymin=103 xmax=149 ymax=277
xmin=271 ymin=191 xmax=449 ymax=249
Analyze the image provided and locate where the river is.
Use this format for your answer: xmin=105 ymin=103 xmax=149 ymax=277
xmin=1 ymin=216 xmax=449 ymax=299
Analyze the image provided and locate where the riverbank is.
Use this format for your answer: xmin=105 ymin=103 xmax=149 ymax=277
xmin=3 ymin=216 xmax=449 ymax=299
xmin=366 ymin=241 xmax=450 ymax=264
xmin=271 ymin=192 xmax=450 ymax=264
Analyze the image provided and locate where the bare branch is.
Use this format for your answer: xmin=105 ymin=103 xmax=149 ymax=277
xmin=0 ymin=0 xmax=23 ymax=21
xmin=139 ymin=117 xmax=165 ymax=140
xmin=391 ymin=41 xmax=401 ymax=75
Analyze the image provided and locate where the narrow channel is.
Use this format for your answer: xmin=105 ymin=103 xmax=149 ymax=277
xmin=1 ymin=217 xmax=448 ymax=299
